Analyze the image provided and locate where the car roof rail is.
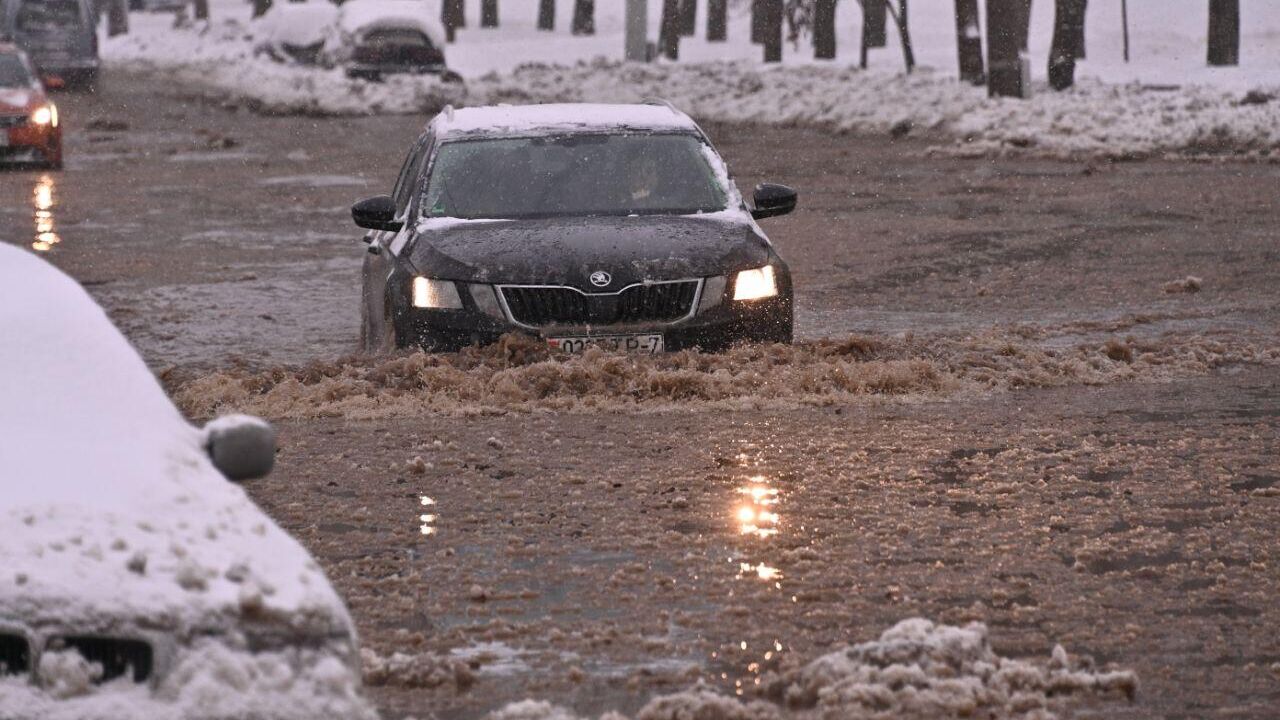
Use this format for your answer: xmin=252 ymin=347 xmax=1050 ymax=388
xmin=441 ymin=104 xmax=455 ymax=122
xmin=641 ymin=97 xmax=682 ymax=115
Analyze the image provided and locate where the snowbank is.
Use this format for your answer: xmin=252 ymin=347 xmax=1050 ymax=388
xmin=103 ymin=5 xmax=1280 ymax=157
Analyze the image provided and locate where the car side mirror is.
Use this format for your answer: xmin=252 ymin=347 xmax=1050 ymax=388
xmin=352 ymin=195 xmax=403 ymax=232
xmin=204 ymin=415 xmax=277 ymax=482
xmin=751 ymin=183 xmax=797 ymax=220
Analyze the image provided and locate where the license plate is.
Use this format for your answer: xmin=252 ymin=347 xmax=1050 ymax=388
xmin=548 ymin=334 xmax=664 ymax=354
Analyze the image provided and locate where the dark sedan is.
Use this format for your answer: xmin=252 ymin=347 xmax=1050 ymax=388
xmin=352 ymin=102 xmax=797 ymax=354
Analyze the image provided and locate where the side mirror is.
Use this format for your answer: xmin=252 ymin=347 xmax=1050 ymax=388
xmin=352 ymin=195 xmax=403 ymax=232
xmin=205 ymin=415 xmax=277 ymax=482
xmin=751 ymin=183 xmax=797 ymax=220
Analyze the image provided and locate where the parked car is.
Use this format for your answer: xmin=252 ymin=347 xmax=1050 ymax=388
xmin=254 ymin=0 xmax=458 ymax=81
xmin=0 ymin=244 xmax=372 ymax=719
xmin=0 ymin=0 xmax=99 ymax=90
xmin=0 ymin=43 xmax=61 ymax=168
xmin=353 ymin=102 xmax=797 ymax=354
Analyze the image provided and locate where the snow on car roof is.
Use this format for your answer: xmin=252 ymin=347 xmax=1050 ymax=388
xmin=0 ymin=244 xmax=348 ymax=634
xmin=433 ymin=102 xmax=701 ymax=139
xmin=337 ymin=0 xmax=446 ymax=47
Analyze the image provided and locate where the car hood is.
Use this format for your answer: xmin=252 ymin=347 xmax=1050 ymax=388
xmin=405 ymin=210 xmax=771 ymax=288
xmin=0 ymin=87 xmax=40 ymax=114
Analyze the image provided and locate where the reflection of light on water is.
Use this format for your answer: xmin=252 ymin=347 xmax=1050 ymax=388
xmin=419 ymin=495 xmax=437 ymax=535
xmin=738 ymin=562 xmax=782 ymax=582
xmin=31 ymin=175 xmax=59 ymax=252
xmin=735 ymin=479 xmax=779 ymax=539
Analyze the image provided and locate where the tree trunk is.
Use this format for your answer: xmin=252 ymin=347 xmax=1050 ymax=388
xmin=888 ymin=0 xmax=915 ymax=72
xmin=193 ymin=0 xmax=209 ymax=20
xmin=751 ymin=0 xmax=765 ymax=44
xmin=813 ymin=0 xmax=836 ymax=59
xmin=954 ymin=0 xmax=984 ymax=84
xmin=660 ymin=0 xmax=681 ymax=59
xmin=106 ymin=0 xmax=128 ymax=35
xmin=481 ymin=0 xmax=498 ymax=28
xmin=707 ymin=0 xmax=727 ymax=41
xmin=625 ymin=0 xmax=648 ymax=60
xmin=1048 ymin=0 xmax=1086 ymax=90
xmin=762 ymin=0 xmax=782 ymax=62
xmin=678 ymin=0 xmax=696 ymax=36
xmin=572 ymin=0 xmax=595 ymax=35
xmin=251 ymin=0 xmax=271 ymax=19
xmin=538 ymin=0 xmax=555 ymax=31
xmin=986 ymin=0 xmax=1032 ymax=97
xmin=442 ymin=0 xmax=465 ymax=42
xmin=863 ymin=0 xmax=887 ymax=49
xmin=1207 ymin=0 xmax=1239 ymax=66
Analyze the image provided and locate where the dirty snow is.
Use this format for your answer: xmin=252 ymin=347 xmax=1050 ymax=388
xmin=103 ymin=0 xmax=1280 ymax=157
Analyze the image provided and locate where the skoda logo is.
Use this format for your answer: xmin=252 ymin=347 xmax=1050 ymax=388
xmin=589 ymin=271 xmax=612 ymax=288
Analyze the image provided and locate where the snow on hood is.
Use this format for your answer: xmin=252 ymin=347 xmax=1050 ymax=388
xmin=256 ymin=2 xmax=340 ymax=48
xmin=337 ymin=0 xmax=445 ymax=47
xmin=434 ymin=103 xmax=700 ymax=139
xmin=0 ymin=244 xmax=349 ymax=638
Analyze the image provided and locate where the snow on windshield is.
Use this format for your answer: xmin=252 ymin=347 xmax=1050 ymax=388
xmin=421 ymin=133 xmax=728 ymax=220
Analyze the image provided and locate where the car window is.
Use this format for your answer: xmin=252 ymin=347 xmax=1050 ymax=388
xmin=14 ymin=0 xmax=84 ymax=33
xmin=420 ymin=133 xmax=729 ymax=220
xmin=0 ymin=54 xmax=34 ymax=86
xmin=390 ymin=136 xmax=429 ymax=218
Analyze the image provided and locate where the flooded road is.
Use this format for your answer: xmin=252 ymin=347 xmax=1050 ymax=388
xmin=2 ymin=70 xmax=1278 ymax=719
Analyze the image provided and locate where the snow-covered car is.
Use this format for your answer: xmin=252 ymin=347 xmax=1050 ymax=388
xmin=254 ymin=0 xmax=341 ymax=66
xmin=353 ymin=102 xmax=797 ymax=353
xmin=0 ymin=43 xmax=62 ymax=168
xmin=0 ymin=245 xmax=372 ymax=720
xmin=331 ymin=0 xmax=457 ymax=81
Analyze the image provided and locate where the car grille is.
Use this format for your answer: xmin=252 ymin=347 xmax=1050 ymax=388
xmin=0 ymin=633 xmax=30 ymax=676
xmin=0 ymin=115 xmax=29 ymax=129
xmin=501 ymin=281 xmax=699 ymax=328
xmin=51 ymin=636 xmax=153 ymax=683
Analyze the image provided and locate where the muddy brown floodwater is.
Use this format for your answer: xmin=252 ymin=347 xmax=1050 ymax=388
xmin=3 ymin=71 xmax=1278 ymax=719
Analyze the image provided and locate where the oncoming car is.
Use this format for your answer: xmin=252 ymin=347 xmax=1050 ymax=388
xmin=353 ymin=102 xmax=797 ymax=354
xmin=0 ymin=44 xmax=61 ymax=168
xmin=0 ymin=244 xmax=373 ymax=719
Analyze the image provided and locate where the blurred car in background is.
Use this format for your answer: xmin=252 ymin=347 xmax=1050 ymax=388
xmin=0 ymin=0 xmax=99 ymax=90
xmin=254 ymin=0 xmax=460 ymax=82
xmin=0 ymin=43 xmax=61 ymax=168
xmin=0 ymin=244 xmax=371 ymax=719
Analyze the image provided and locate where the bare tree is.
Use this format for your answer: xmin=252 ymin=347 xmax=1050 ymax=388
xmin=707 ymin=0 xmax=727 ymax=41
xmin=954 ymin=0 xmax=984 ymax=84
xmin=193 ymin=0 xmax=209 ymax=20
xmin=106 ymin=0 xmax=128 ymax=35
xmin=864 ymin=0 xmax=887 ymax=49
xmin=538 ymin=0 xmax=555 ymax=31
xmin=1207 ymin=0 xmax=1239 ymax=66
xmin=679 ymin=0 xmax=697 ymax=36
xmin=660 ymin=0 xmax=682 ymax=59
xmin=626 ymin=0 xmax=648 ymax=60
xmin=813 ymin=0 xmax=835 ymax=59
xmin=442 ymin=0 xmax=465 ymax=42
xmin=251 ymin=0 xmax=271 ymax=19
xmin=481 ymin=0 xmax=498 ymax=28
xmin=1048 ymin=0 xmax=1087 ymax=89
xmin=763 ymin=0 xmax=783 ymax=62
xmin=572 ymin=0 xmax=595 ymax=35
xmin=986 ymin=0 xmax=1032 ymax=97
xmin=752 ymin=0 xmax=766 ymax=44
xmin=887 ymin=0 xmax=915 ymax=72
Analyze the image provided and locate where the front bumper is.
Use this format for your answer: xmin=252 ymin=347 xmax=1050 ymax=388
xmin=393 ymin=277 xmax=794 ymax=353
xmin=1 ymin=121 xmax=61 ymax=164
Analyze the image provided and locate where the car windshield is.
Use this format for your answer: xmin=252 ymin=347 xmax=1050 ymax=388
xmin=421 ymin=133 xmax=729 ymax=220
xmin=0 ymin=54 xmax=33 ymax=87
xmin=14 ymin=0 xmax=83 ymax=33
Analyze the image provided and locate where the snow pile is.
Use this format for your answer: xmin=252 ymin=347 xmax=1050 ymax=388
xmin=766 ymin=619 xmax=1136 ymax=718
xmin=168 ymin=329 xmax=1279 ymax=419
xmin=103 ymin=15 xmax=1280 ymax=157
xmin=360 ymin=646 xmax=476 ymax=689
xmin=1 ymin=641 xmax=377 ymax=720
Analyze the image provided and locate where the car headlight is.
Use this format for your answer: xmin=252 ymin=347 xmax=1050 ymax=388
xmin=30 ymin=104 xmax=57 ymax=127
xmin=412 ymin=277 xmax=462 ymax=309
xmin=732 ymin=265 xmax=778 ymax=302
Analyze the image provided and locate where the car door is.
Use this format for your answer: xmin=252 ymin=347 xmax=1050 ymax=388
xmin=362 ymin=133 xmax=430 ymax=336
